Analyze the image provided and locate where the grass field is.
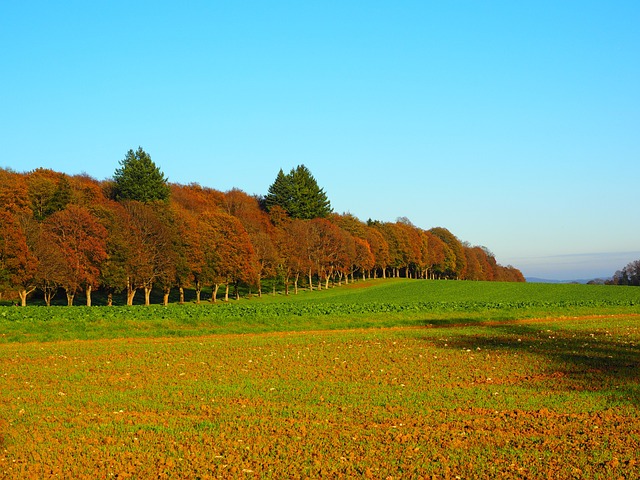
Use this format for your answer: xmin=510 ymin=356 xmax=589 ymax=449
xmin=1 ymin=279 xmax=639 ymax=478
xmin=1 ymin=279 xmax=638 ymax=343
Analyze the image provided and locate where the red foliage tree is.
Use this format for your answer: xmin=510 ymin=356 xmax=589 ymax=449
xmin=274 ymin=218 xmax=312 ymax=294
xmin=122 ymin=201 xmax=177 ymax=305
xmin=224 ymin=189 xmax=279 ymax=296
xmin=306 ymin=218 xmax=346 ymax=290
xmin=44 ymin=205 xmax=108 ymax=306
xmin=201 ymin=212 xmax=257 ymax=301
xmin=0 ymin=212 xmax=39 ymax=305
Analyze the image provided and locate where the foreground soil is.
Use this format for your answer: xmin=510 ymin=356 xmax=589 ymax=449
xmin=1 ymin=315 xmax=638 ymax=478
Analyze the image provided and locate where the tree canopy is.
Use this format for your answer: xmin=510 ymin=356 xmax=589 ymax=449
xmin=0 ymin=161 xmax=525 ymax=306
xmin=611 ymin=260 xmax=640 ymax=286
xmin=264 ymin=165 xmax=332 ymax=219
xmin=113 ymin=147 xmax=170 ymax=203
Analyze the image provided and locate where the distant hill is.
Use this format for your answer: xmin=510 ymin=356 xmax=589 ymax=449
xmin=526 ymin=277 xmax=611 ymax=285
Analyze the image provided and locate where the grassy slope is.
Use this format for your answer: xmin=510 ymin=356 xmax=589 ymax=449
xmin=0 ymin=279 xmax=638 ymax=343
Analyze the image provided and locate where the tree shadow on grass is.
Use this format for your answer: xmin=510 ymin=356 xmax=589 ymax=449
xmin=423 ymin=320 xmax=640 ymax=407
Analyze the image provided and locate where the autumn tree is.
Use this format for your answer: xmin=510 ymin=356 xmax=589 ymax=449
xmin=90 ymin=201 xmax=138 ymax=305
xmin=305 ymin=218 xmax=346 ymax=290
xmin=201 ymin=212 xmax=257 ymax=302
xmin=223 ymin=189 xmax=280 ymax=296
xmin=371 ymin=221 xmax=420 ymax=278
xmin=264 ymin=165 xmax=332 ymax=219
xmin=26 ymin=169 xmax=73 ymax=221
xmin=122 ymin=201 xmax=177 ymax=305
xmin=352 ymin=236 xmax=374 ymax=281
xmin=113 ymin=147 xmax=170 ymax=203
xmin=463 ymin=245 xmax=485 ymax=281
xmin=33 ymin=226 xmax=67 ymax=306
xmin=0 ymin=168 xmax=31 ymax=217
xmin=170 ymin=183 xmax=227 ymax=303
xmin=170 ymin=183 xmax=224 ymax=214
xmin=429 ymin=227 xmax=467 ymax=279
xmin=329 ymin=214 xmax=375 ymax=282
xmin=44 ymin=205 xmax=108 ymax=306
xmin=0 ymin=212 xmax=39 ymax=306
xmin=395 ymin=219 xmax=422 ymax=278
xmin=0 ymin=170 xmax=37 ymax=304
xmin=274 ymin=217 xmax=312 ymax=295
xmin=364 ymin=225 xmax=390 ymax=278
xmin=170 ymin=204 xmax=205 ymax=304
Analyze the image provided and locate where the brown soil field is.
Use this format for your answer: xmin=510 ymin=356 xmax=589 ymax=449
xmin=1 ymin=315 xmax=639 ymax=478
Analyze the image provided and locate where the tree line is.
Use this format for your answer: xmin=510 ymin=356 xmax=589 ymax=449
xmin=609 ymin=260 xmax=640 ymax=286
xmin=0 ymin=148 xmax=524 ymax=306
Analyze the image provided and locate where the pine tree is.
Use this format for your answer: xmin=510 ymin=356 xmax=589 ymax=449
xmin=264 ymin=165 xmax=331 ymax=220
xmin=264 ymin=169 xmax=293 ymax=212
xmin=113 ymin=147 xmax=170 ymax=203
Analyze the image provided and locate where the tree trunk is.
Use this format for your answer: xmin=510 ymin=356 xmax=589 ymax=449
xmin=127 ymin=288 xmax=136 ymax=306
xmin=144 ymin=284 xmax=152 ymax=306
xmin=127 ymin=277 xmax=136 ymax=306
xmin=179 ymin=287 xmax=185 ymax=305
xmin=44 ymin=289 xmax=54 ymax=307
xmin=308 ymin=268 xmax=313 ymax=291
xmin=18 ymin=289 xmax=27 ymax=307
xmin=234 ymin=283 xmax=239 ymax=300
xmin=211 ymin=283 xmax=220 ymax=303
xmin=294 ymin=273 xmax=299 ymax=295
xmin=224 ymin=284 xmax=229 ymax=302
xmin=85 ymin=285 xmax=92 ymax=307
xmin=195 ymin=283 xmax=202 ymax=304
xmin=163 ymin=286 xmax=170 ymax=306
xmin=107 ymin=292 xmax=113 ymax=307
xmin=66 ymin=291 xmax=75 ymax=306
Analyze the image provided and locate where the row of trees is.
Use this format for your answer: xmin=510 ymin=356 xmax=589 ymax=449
xmin=610 ymin=260 xmax=640 ymax=286
xmin=0 ymin=151 xmax=524 ymax=306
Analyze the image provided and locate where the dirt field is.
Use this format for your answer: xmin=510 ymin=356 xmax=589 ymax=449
xmin=1 ymin=315 xmax=639 ymax=478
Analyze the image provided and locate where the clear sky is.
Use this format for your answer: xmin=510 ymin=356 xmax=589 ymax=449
xmin=2 ymin=1 xmax=639 ymax=280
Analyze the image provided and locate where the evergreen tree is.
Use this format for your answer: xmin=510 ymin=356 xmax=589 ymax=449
xmin=264 ymin=169 xmax=293 ymax=212
xmin=113 ymin=147 xmax=170 ymax=203
xmin=264 ymin=165 xmax=331 ymax=220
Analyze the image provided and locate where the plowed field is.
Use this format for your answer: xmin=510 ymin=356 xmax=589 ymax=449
xmin=1 ymin=314 xmax=638 ymax=478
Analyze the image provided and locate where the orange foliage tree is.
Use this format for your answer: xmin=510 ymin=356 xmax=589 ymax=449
xmin=44 ymin=205 xmax=108 ymax=306
xmin=0 ymin=165 xmax=526 ymax=307
xmin=0 ymin=212 xmax=39 ymax=305
xmin=201 ymin=212 xmax=257 ymax=302
xmin=223 ymin=189 xmax=279 ymax=297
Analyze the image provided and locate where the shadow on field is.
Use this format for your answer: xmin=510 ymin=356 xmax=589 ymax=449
xmin=425 ymin=321 xmax=640 ymax=407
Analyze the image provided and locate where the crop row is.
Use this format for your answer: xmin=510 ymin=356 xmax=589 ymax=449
xmin=1 ymin=299 xmax=637 ymax=323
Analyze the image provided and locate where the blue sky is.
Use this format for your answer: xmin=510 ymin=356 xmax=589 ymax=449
xmin=2 ymin=1 xmax=639 ymax=280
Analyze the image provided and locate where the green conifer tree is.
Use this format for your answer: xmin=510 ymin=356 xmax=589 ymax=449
xmin=113 ymin=147 xmax=170 ymax=203
xmin=264 ymin=165 xmax=331 ymax=220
